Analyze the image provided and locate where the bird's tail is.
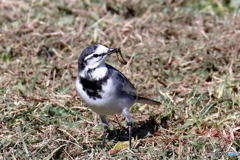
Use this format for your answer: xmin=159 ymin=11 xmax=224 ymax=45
xmin=136 ymin=96 xmax=161 ymax=105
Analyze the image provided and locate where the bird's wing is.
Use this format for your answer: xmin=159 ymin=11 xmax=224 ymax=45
xmin=106 ymin=64 xmax=137 ymax=97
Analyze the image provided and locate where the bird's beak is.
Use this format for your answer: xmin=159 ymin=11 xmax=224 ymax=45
xmin=107 ymin=48 xmax=120 ymax=55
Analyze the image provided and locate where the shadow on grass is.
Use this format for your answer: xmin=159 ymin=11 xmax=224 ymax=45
xmin=103 ymin=115 xmax=166 ymax=146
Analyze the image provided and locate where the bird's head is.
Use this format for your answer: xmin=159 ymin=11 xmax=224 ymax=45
xmin=78 ymin=44 xmax=118 ymax=71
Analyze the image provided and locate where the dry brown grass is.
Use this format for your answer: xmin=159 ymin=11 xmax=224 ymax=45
xmin=0 ymin=0 xmax=240 ymax=159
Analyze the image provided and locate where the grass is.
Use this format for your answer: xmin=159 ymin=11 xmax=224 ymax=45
xmin=0 ymin=0 xmax=240 ymax=159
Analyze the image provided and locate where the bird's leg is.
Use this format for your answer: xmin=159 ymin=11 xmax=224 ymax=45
xmin=102 ymin=125 xmax=108 ymax=148
xmin=100 ymin=115 xmax=108 ymax=148
xmin=127 ymin=121 xmax=133 ymax=149
xmin=122 ymin=108 xmax=133 ymax=149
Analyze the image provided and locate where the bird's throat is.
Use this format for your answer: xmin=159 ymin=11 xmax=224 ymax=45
xmin=80 ymin=63 xmax=108 ymax=81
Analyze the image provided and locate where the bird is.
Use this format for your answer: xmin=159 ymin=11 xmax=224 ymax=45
xmin=75 ymin=44 xmax=161 ymax=148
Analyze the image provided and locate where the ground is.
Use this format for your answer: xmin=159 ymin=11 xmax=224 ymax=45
xmin=0 ymin=0 xmax=240 ymax=159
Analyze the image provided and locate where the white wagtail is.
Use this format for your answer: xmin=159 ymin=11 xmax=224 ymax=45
xmin=75 ymin=44 xmax=161 ymax=148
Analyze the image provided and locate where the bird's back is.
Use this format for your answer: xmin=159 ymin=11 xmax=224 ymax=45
xmin=106 ymin=64 xmax=137 ymax=98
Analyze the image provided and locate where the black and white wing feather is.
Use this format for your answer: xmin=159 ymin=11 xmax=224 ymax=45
xmin=106 ymin=64 xmax=137 ymax=97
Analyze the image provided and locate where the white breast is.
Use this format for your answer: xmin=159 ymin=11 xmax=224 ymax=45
xmin=75 ymin=76 xmax=125 ymax=115
xmin=76 ymin=64 xmax=135 ymax=116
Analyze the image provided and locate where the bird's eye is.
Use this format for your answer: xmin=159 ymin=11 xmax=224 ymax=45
xmin=93 ymin=54 xmax=99 ymax=57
